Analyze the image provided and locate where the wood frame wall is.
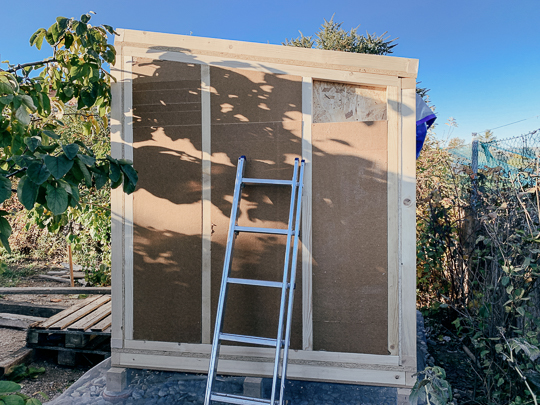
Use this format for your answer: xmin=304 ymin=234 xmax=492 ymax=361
xmin=111 ymin=29 xmax=418 ymax=387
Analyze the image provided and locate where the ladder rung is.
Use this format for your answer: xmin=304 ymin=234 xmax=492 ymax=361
xmin=234 ymin=226 xmax=289 ymax=235
xmin=220 ymin=333 xmax=278 ymax=347
xmin=228 ymin=278 xmax=284 ymax=288
xmin=211 ymin=393 xmax=271 ymax=405
xmin=242 ymin=178 xmax=293 ymax=186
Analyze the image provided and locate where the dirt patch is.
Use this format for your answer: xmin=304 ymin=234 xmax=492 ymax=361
xmin=0 ymin=327 xmax=27 ymax=363
xmin=18 ymin=356 xmax=91 ymax=402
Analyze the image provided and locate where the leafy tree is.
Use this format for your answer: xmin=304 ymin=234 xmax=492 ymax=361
xmin=283 ymin=15 xmax=397 ymax=55
xmin=0 ymin=13 xmax=137 ymax=253
xmin=477 ymin=129 xmax=496 ymax=143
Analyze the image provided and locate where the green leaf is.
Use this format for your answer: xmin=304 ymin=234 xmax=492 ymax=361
xmin=62 ymin=144 xmax=79 ymax=160
xmin=80 ymin=14 xmax=91 ymax=24
xmin=109 ymin=162 xmax=121 ymax=182
xmin=80 ymin=89 xmax=95 ymax=107
xmin=25 ymin=398 xmax=42 ymax=405
xmin=45 ymin=183 xmax=68 ymax=216
xmin=102 ymin=25 xmax=117 ymax=35
xmin=24 ymin=137 xmax=41 ymax=152
xmin=3 ymin=395 xmax=24 ymax=405
xmin=0 ymin=216 xmax=11 ymax=254
xmin=17 ymin=176 xmax=39 ymax=210
xmin=47 ymin=22 xmax=60 ymax=44
xmin=501 ymin=276 xmax=510 ymax=286
xmin=15 ymin=106 xmax=30 ymax=126
xmin=75 ymin=21 xmax=87 ymax=37
xmin=75 ymin=159 xmax=92 ymax=187
xmin=56 ymin=16 xmax=69 ymax=30
xmin=20 ymin=95 xmax=36 ymax=112
xmin=0 ymin=177 xmax=11 ymax=205
xmin=42 ymin=130 xmax=59 ymax=140
xmin=0 ymin=380 xmax=19 ymax=394
xmin=517 ymin=307 xmax=525 ymax=317
xmin=63 ymin=32 xmax=74 ymax=49
xmin=43 ymin=155 xmax=73 ymax=180
xmin=29 ymin=28 xmax=47 ymax=49
xmin=77 ymin=154 xmax=95 ymax=167
xmin=0 ymin=95 xmax=13 ymax=105
xmin=63 ymin=85 xmax=74 ymax=99
xmin=120 ymin=164 xmax=138 ymax=186
xmin=94 ymin=166 xmax=108 ymax=190
xmin=0 ymin=81 xmax=13 ymax=95
xmin=123 ymin=177 xmax=136 ymax=194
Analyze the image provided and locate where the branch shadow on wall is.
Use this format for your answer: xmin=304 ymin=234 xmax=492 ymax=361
xmin=124 ymin=55 xmax=394 ymax=355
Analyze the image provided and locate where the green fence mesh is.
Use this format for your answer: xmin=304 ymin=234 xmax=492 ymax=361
xmin=447 ymin=129 xmax=540 ymax=174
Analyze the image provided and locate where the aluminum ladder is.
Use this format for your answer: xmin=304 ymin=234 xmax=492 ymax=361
xmin=204 ymin=155 xmax=305 ymax=405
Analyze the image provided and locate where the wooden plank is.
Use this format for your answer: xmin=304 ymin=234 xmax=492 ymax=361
xmin=301 ymin=77 xmax=313 ymax=351
xmin=91 ymin=314 xmax=112 ymax=332
xmin=118 ymin=29 xmax=418 ymax=78
xmin=400 ymin=82 xmax=417 ymax=370
xmin=0 ymin=313 xmax=47 ymax=329
xmin=49 ymin=295 xmax=111 ymax=330
xmin=117 ymin=352 xmax=408 ymax=387
xmin=201 ymin=63 xmax=212 ymax=344
xmin=68 ymin=302 xmax=112 ymax=331
xmin=37 ymin=275 xmax=71 ymax=284
xmin=43 ymin=296 xmax=108 ymax=330
xmin=47 ymin=271 xmax=68 ymax=275
xmin=0 ymin=347 xmax=33 ymax=377
xmin=0 ymin=287 xmax=110 ymax=295
xmin=68 ymin=245 xmax=74 ymax=287
xmin=122 ymin=46 xmax=400 ymax=88
xmin=0 ymin=301 xmax=65 ymax=318
xmin=387 ymin=85 xmax=400 ymax=356
xmin=123 ymin=55 xmax=134 ymax=342
xmin=123 ymin=340 xmax=402 ymax=368
xmin=36 ymin=295 xmax=103 ymax=329
xmin=110 ymin=40 xmax=125 ymax=350
xmin=61 ymin=263 xmax=83 ymax=271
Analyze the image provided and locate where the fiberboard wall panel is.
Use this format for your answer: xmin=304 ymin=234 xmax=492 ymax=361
xmin=209 ymin=66 xmax=304 ymax=349
xmin=131 ymin=58 xmax=203 ymax=342
xmin=312 ymin=120 xmax=389 ymax=355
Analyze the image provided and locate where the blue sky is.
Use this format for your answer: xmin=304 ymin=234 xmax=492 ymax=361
xmin=1 ymin=0 xmax=539 ymax=143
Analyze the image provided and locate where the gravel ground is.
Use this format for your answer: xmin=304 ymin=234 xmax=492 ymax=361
xmin=45 ymin=358 xmax=399 ymax=405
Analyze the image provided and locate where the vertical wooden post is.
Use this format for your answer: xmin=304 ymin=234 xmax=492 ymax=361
xmin=68 ymin=245 xmax=74 ymax=287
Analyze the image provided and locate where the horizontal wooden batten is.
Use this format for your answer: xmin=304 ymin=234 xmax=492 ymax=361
xmin=122 ymin=340 xmax=402 ymax=368
xmin=120 ymin=46 xmax=400 ymax=88
xmin=117 ymin=29 xmax=418 ymax=78
xmin=116 ymin=351 xmax=407 ymax=387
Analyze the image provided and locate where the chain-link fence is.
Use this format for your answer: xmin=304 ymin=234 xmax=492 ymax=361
xmin=448 ymin=128 xmax=540 ymax=175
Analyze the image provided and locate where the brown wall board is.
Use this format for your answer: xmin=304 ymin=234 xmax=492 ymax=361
xmin=132 ymin=58 xmax=203 ymax=343
xmin=211 ymin=121 xmax=303 ymax=350
xmin=210 ymin=66 xmax=302 ymax=124
xmin=209 ymin=65 xmax=303 ymax=349
xmin=311 ymin=121 xmax=388 ymax=355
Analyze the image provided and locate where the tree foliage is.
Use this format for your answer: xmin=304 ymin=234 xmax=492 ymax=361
xmin=283 ymin=16 xmax=397 ymax=55
xmin=0 ymin=13 xmax=137 ymax=253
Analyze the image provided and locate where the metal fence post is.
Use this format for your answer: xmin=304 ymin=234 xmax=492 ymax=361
xmin=471 ymin=133 xmax=479 ymax=211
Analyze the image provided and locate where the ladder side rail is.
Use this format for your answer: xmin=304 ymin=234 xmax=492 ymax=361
xmin=270 ymin=158 xmax=300 ymax=405
xmin=278 ymin=160 xmax=306 ymax=404
xmin=204 ymin=156 xmax=247 ymax=405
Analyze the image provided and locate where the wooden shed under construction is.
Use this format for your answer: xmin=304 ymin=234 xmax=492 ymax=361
xmin=110 ymin=29 xmax=418 ymax=389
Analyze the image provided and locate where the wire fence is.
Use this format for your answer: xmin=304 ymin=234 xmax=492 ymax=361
xmin=448 ymin=128 xmax=540 ymax=175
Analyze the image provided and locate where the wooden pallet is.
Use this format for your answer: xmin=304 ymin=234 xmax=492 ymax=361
xmin=26 ymin=295 xmax=112 ymax=366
